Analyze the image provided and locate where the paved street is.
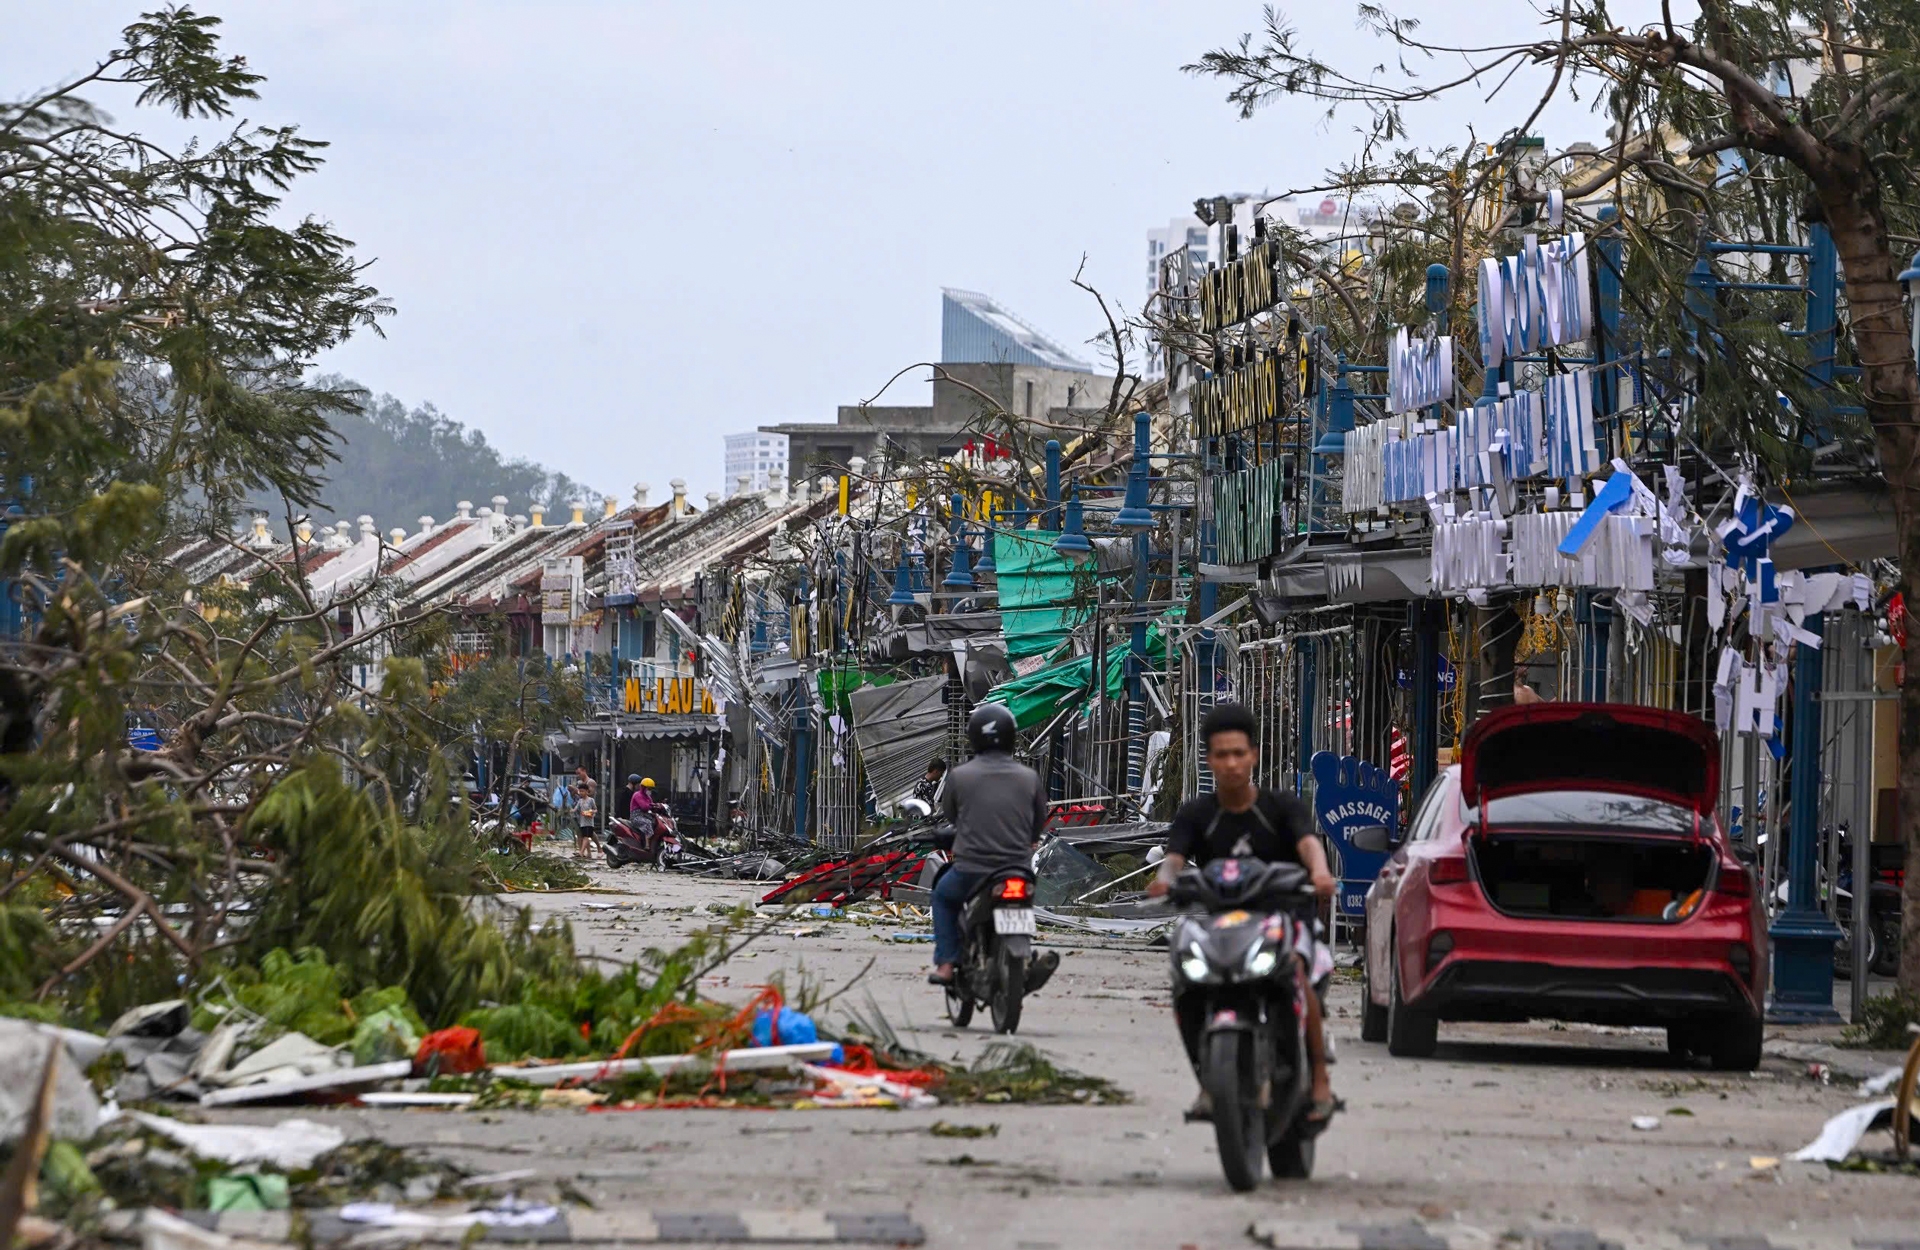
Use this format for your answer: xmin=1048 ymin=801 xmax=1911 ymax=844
xmin=237 ymin=869 xmax=1920 ymax=1249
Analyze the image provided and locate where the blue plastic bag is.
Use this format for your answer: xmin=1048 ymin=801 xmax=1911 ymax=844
xmin=751 ymin=1006 xmax=818 ymax=1047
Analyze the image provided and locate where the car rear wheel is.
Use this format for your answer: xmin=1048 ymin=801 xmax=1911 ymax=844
xmin=1385 ymin=941 xmax=1438 ymax=1059
xmin=1707 ymin=1013 xmax=1765 ymax=1072
xmin=1359 ymin=952 xmax=1388 ymax=1044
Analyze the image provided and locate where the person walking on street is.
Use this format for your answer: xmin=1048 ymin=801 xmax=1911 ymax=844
xmin=574 ymin=774 xmax=598 ymax=861
xmin=549 ymin=772 xmax=575 ymax=851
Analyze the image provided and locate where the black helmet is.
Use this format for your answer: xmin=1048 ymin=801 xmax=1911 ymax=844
xmin=966 ymin=703 xmax=1017 ymax=754
xmin=627 ymin=774 xmax=642 ymax=785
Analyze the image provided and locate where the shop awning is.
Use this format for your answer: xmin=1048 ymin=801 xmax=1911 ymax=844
xmin=544 ymin=714 xmax=726 ymax=753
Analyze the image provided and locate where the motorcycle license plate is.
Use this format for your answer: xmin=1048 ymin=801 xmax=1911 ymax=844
xmin=993 ymin=908 xmax=1036 ymax=936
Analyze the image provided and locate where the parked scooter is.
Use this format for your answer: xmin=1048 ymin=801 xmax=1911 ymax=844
xmin=604 ymin=804 xmax=682 ymax=870
xmin=1764 ymin=826 xmax=1902 ymax=977
xmin=1168 ymin=856 xmax=1326 ymax=1189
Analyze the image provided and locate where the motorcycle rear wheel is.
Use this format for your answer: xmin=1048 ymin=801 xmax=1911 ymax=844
xmin=945 ymin=983 xmax=974 ymax=1028
xmin=1205 ymin=1030 xmax=1265 ymax=1192
xmin=990 ymin=943 xmax=1026 ymax=1035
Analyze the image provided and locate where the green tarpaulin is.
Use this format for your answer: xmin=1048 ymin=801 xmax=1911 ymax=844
xmin=984 ymin=625 xmax=1166 ymax=730
xmin=816 ymin=667 xmax=895 ymax=716
xmin=993 ymin=529 xmax=1100 ymax=661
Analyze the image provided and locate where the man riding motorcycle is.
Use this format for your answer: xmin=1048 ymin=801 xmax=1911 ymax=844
xmin=928 ymin=704 xmax=1047 ymax=987
xmin=1147 ymin=702 xmax=1342 ymax=1127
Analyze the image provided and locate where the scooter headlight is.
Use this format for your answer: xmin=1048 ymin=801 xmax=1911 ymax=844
xmin=1179 ymin=942 xmax=1212 ymax=983
xmin=1245 ymin=944 xmax=1278 ymax=978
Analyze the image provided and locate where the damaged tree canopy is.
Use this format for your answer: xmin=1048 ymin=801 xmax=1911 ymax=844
xmin=0 ymin=10 xmax=584 ymax=1029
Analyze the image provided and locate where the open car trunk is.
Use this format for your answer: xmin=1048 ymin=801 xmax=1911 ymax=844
xmin=1471 ymin=832 xmax=1716 ymax=923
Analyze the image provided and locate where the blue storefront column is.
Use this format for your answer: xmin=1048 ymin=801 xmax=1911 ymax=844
xmin=1768 ymin=613 xmax=1843 ymax=1021
xmin=1409 ymin=600 xmax=1441 ymax=810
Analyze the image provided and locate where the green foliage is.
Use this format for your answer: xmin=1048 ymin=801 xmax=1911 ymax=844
xmin=936 ymin=1041 xmax=1130 ymax=1106
xmin=0 ymin=8 xmax=390 ymax=546
xmin=0 ymin=902 xmax=57 ymax=1002
xmin=242 ymin=764 xmax=577 ymax=1028
xmin=459 ymin=1002 xmax=584 ymax=1062
xmin=1841 ymin=990 xmax=1920 ymax=1050
xmin=280 ymin=379 xmax=599 ymax=531
xmin=490 ymin=851 xmax=591 ymax=893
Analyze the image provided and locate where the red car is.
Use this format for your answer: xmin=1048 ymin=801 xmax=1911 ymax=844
xmin=1352 ymin=702 xmax=1768 ymax=1070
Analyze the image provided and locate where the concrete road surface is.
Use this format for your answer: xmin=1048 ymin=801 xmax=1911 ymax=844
xmin=233 ymin=868 xmax=1920 ymax=1249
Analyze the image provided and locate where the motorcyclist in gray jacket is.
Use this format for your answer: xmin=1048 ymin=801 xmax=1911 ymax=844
xmin=928 ymin=704 xmax=1047 ymax=985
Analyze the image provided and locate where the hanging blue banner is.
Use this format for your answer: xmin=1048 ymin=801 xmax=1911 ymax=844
xmin=1311 ymin=750 xmax=1400 ymax=917
xmin=1395 ymin=654 xmax=1455 ymax=692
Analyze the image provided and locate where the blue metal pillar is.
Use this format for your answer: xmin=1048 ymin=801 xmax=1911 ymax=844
xmin=791 ymin=700 xmax=813 ymax=843
xmin=1309 ymin=350 xmax=1357 ymax=533
xmin=791 ymin=576 xmax=814 ymax=842
xmin=1428 ymin=263 xmax=1451 ymax=430
xmin=1593 ymin=205 xmax=1624 ymax=447
xmin=1409 ymin=600 xmax=1441 ymax=811
xmin=1805 ymin=222 xmax=1839 ymax=443
xmin=1575 ymin=591 xmax=1610 ymax=701
xmin=1044 ymin=440 xmax=1062 ymax=531
xmin=1806 ymin=223 xmax=1838 ymax=388
xmin=1125 ymin=529 xmax=1150 ymax=795
xmin=1299 ymin=640 xmax=1317 ymax=789
xmin=1768 ymin=612 xmax=1843 ymax=1021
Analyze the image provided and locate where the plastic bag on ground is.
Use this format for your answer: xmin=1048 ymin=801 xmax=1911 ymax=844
xmin=752 ymin=1007 xmax=818 ymax=1048
xmin=415 ymin=1027 xmax=487 ymax=1075
xmin=207 ymin=1173 xmax=291 ymax=1212
xmin=351 ymin=1008 xmax=422 ymax=1066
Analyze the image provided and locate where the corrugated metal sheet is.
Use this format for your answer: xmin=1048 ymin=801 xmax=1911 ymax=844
xmin=847 ymin=675 xmax=950 ymax=811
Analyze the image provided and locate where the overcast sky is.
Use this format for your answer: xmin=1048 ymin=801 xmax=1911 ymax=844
xmin=8 ymin=2 xmax=1666 ymax=508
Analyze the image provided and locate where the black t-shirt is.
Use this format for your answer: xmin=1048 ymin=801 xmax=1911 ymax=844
xmin=1166 ymin=789 xmax=1316 ymax=868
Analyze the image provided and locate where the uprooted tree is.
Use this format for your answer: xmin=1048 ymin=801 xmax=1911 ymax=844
xmin=0 ymin=7 xmax=582 ymax=1024
xmin=1192 ymin=0 xmax=1920 ymax=991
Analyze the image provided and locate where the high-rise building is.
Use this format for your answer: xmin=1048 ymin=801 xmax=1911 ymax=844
xmin=1144 ymin=197 xmax=1381 ymax=379
xmin=722 ymin=431 xmax=789 ymax=496
xmin=1146 ymin=216 xmax=1212 ymax=301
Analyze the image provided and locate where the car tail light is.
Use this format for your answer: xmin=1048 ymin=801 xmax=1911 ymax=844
xmin=1716 ymin=865 xmax=1752 ymax=898
xmin=996 ymin=877 xmax=1030 ymax=901
xmin=1430 ymin=856 xmax=1469 ymax=885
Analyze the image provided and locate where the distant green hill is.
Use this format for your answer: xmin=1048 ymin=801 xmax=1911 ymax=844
xmin=276 ymin=378 xmax=601 ymax=531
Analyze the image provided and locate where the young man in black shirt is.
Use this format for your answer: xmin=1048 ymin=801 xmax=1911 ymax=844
xmin=1147 ymin=703 xmax=1340 ymax=1124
